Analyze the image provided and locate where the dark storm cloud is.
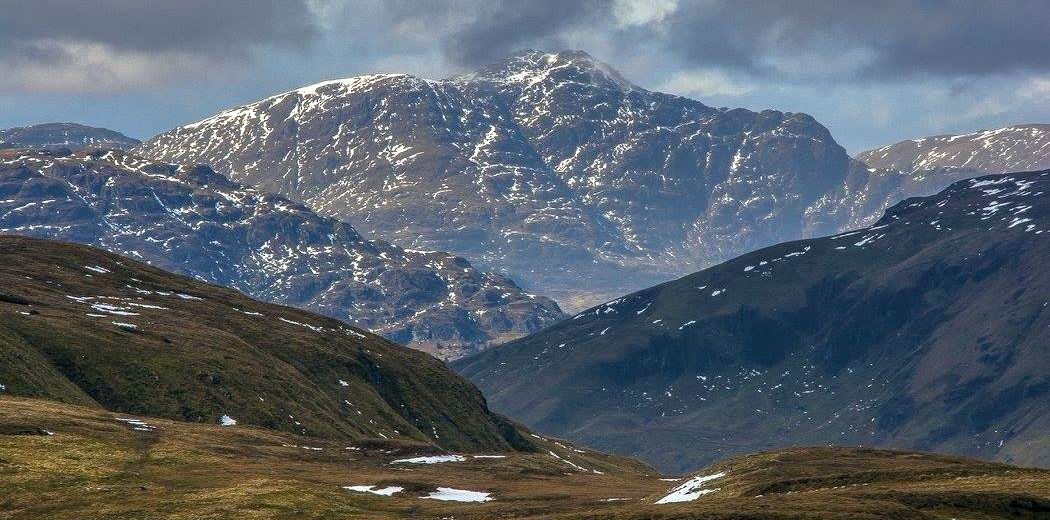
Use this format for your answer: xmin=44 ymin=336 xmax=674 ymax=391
xmin=394 ymin=0 xmax=1050 ymax=80
xmin=0 ymin=0 xmax=317 ymax=58
xmin=440 ymin=0 xmax=614 ymax=66
xmin=662 ymin=0 xmax=1050 ymax=79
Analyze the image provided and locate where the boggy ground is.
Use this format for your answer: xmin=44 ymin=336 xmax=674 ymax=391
xmin=1 ymin=397 xmax=1047 ymax=520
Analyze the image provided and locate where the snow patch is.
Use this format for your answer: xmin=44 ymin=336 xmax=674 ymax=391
xmin=424 ymin=487 xmax=492 ymax=502
xmin=344 ymin=485 xmax=404 ymax=496
xmin=390 ymin=454 xmax=466 ymax=465
xmin=655 ymin=471 xmax=726 ymax=504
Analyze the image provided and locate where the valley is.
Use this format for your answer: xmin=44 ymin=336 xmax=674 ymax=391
xmin=2 ymin=3 xmax=1049 ymax=515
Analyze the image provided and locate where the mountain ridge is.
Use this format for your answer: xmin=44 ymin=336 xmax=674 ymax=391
xmin=0 ymin=148 xmax=563 ymax=358
xmin=0 ymin=122 xmax=140 ymax=151
xmin=857 ymin=124 xmax=1050 ymax=174
xmin=822 ymin=124 xmax=1050 ymax=232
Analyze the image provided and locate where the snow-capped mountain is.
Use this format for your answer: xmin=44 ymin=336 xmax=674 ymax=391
xmin=857 ymin=124 xmax=1050 ymax=174
xmin=0 ymin=123 xmax=140 ymax=151
xmin=0 ymin=148 xmax=563 ymax=359
xmin=138 ymin=51 xmax=854 ymax=310
xmin=456 ymin=170 xmax=1050 ymax=473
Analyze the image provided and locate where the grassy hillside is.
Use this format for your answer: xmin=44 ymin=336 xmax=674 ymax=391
xmin=0 ymin=235 xmax=530 ymax=453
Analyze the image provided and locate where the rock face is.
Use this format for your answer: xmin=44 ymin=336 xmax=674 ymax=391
xmin=0 ymin=235 xmax=534 ymax=452
xmin=0 ymin=149 xmax=563 ymax=359
xmin=455 ymin=171 xmax=1050 ymax=473
xmin=0 ymin=123 xmax=140 ymax=151
xmin=138 ymin=51 xmax=855 ymax=310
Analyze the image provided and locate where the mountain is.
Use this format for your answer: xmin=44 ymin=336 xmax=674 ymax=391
xmin=815 ymin=124 xmax=1050 ymax=232
xmin=137 ymin=50 xmax=856 ymax=310
xmin=455 ymin=170 xmax=1050 ymax=473
xmin=0 ymin=234 xmax=538 ymax=452
xmin=0 ymin=122 xmax=140 ymax=151
xmin=5 ymin=396 xmax=1048 ymax=519
xmin=857 ymin=124 xmax=1050 ymax=174
xmin=0 ymin=149 xmax=563 ymax=359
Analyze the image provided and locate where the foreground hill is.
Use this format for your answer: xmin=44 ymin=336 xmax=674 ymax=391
xmin=0 ymin=149 xmax=563 ymax=358
xmin=8 ymin=397 xmax=1050 ymax=518
xmin=138 ymin=50 xmax=857 ymax=309
xmin=3 ymin=397 xmax=1047 ymax=519
xmin=0 ymin=235 xmax=535 ymax=452
xmin=456 ymin=170 xmax=1050 ymax=472
xmin=0 ymin=123 xmax=140 ymax=151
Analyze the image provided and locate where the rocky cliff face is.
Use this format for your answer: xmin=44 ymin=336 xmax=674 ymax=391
xmin=0 ymin=149 xmax=563 ymax=358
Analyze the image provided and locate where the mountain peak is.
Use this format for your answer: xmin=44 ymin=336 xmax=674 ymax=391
xmin=460 ymin=49 xmax=637 ymax=92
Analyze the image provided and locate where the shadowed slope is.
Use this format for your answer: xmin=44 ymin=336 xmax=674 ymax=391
xmin=457 ymin=170 xmax=1050 ymax=472
xmin=0 ymin=235 xmax=532 ymax=453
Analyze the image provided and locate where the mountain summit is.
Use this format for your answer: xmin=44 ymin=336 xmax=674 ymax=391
xmin=460 ymin=50 xmax=638 ymax=93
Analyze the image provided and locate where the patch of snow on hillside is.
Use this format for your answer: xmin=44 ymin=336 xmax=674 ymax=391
xmin=655 ymin=471 xmax=726 ymax=504
xmin=344 ymin=485 xmax=404 ymax=496
xmin=424 ymin=487 xmax=492 ymax=502
xmin=115 ymin=417 xmax=156 ymax=431
xmin=390 ymin=454 xmax=466 ymax=464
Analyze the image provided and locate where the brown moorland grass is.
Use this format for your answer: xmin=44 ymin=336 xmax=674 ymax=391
xmin=1 ymin=397 xmax=1047 ymax=519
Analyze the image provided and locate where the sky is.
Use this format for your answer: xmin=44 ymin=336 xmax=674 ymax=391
xmin=1 ymin=0 xmax=1048 ymax=153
